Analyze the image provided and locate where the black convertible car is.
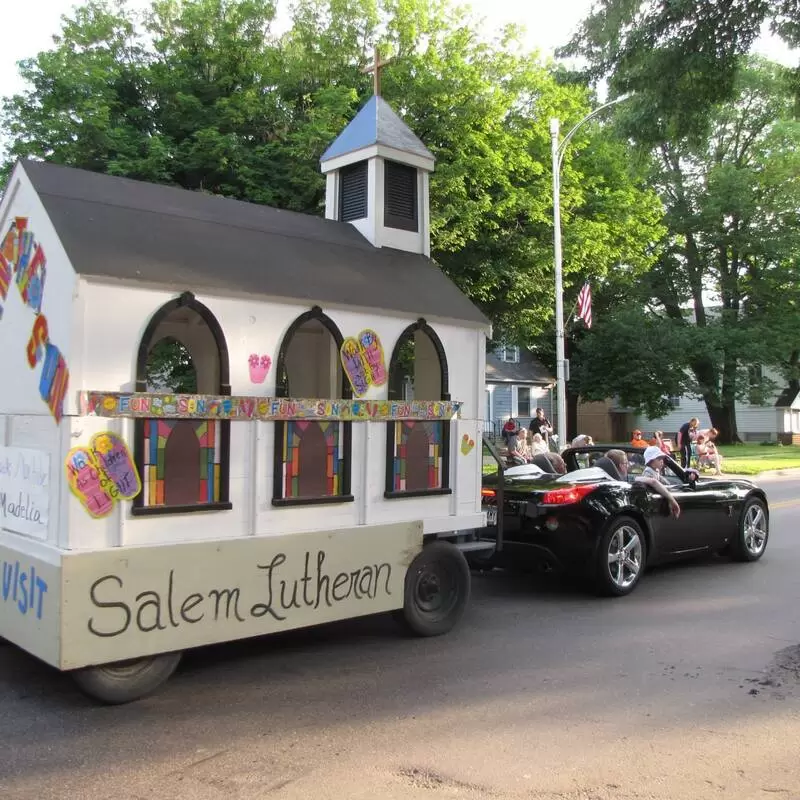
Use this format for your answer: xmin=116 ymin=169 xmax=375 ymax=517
xmin=477 ymin=445 xmax=769 ymax=596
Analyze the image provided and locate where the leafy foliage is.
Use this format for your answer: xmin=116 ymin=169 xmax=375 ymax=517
xmin=0 ymin=0 xmax=664 ymax=351
xmin=561 ymin=0 xmax=800 ymax=143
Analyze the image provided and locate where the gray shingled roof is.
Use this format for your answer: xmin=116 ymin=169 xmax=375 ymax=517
xmin=20 ymin=160 xmax=488 ymax=326
xmin=486 ymin=349 xmax=554 ymax=385
xmin=320 ymin=96 xmax=434 ymax=163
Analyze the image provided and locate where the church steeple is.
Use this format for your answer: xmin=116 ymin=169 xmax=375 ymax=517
xmin=320 ymin=49 xmax=435 ymax=257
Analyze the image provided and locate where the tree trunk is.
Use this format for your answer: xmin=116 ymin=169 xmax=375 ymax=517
xmin=704 ymin=402 xmax=740 ymax=444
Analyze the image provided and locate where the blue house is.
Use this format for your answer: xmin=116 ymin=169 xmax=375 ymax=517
xmin=485 ymin=346 xmax=555 ymax=437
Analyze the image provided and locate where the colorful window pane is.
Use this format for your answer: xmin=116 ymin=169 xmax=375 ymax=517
xmin=282 ymin=420 xmax=343 ymax=499
xmin=390 ymin=421 xmax=443 ymax=492
xmin=142 ymin=418 xmax=222 ymax=507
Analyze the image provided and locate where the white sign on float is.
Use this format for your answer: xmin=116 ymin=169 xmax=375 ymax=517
xmin=0 ymin=446 xmax=50 ymax=539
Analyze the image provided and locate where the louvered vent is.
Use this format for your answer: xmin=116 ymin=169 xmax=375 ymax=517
xmin=384 ymin=161 xmax=418 ymax=232
xmin=339 ymin=162 xmax=368 ymax=222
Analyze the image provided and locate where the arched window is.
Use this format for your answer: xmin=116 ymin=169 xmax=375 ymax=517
xmin=132 ymin=292 xmax=231 ymax=515
xmin=385 ymin=319 xmax=451 ymax=498
xmin=273 ymin=307 xmax=353 ymax=506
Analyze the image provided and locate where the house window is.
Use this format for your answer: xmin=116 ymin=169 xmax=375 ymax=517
xmin=385 ymin=319 xmax=451 ymax=498
xmin=339 ymin=162 xmax=368 ymax=222
xmin=517 ymin=387 xmax=531 ymax=418
xmin=384 ymin=161 xmax=418 ymax=232
xmin=748 ymin=365 xmax=764 ymax=405
xmin=273 ymin=308 xmax=353 ymax=506
xmin=133 ymin=293 xmax=231 ymax=515
xmin=668 ymin=396 xmax=681 ymax=409
xmin=501 ymin=346 xmax=519 ymax=363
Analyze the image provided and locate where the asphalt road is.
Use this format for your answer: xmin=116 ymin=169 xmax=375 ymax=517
xmin=2 ymin=478 xmax=800 ymax=800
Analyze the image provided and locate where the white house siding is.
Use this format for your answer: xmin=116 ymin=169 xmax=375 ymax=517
xmin=632 ymin=396 xmax=786 ymax=442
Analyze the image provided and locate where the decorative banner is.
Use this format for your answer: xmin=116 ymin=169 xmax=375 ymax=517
xmin=65 ymin=432 xmax=141 ymax=519
xmin=0 ymin=216 xmax=69 ymax=422
xmin=0 ymin=446 xmax=50 ymax=539
xmin=460 ymin=433 xmax=475 ymax=455
xmin=79 ymin=392 xmax=463 ymax=422
xmin=248 ymin=353 xmax=272 ymax=384
xmin=340 ymin=329 xmax=387 ymax=396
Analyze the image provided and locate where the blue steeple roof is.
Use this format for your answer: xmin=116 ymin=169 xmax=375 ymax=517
xmin=320 ymin=95 xmax=434 ymax=164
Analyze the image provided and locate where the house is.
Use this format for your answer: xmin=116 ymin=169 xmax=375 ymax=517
xmin=485 ymin=345 xmax=554 ymax=436
xmin=630 ymin=385 xmax=800 ymax=443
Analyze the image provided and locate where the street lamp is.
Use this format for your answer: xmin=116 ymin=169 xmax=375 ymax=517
xmin=549 ymin=94 xmax=631 ymax=449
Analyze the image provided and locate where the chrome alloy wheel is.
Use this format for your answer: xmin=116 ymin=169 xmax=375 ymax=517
xmin=743 ymin=503 xmax=768 ymax=557
xmin=607 ymin=525 xmax=643 ymax=590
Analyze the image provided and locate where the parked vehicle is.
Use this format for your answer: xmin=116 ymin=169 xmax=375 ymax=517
xmin=478 ymin=445 xmax=769 ymax=596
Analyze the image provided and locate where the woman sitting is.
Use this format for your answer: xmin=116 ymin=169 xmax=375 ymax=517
xmin=650 ymin=430 xmax=672 ymax=456
xmin=506 ymin=428 xmax=529 ymax=466
xmin=630 ymin=430 xmax=649 ymax=448
xmin=530 ymin=432 xmax=549 ymax=455
xmin=501 ymin=417 xmax=517 ymax=445
xmin=695 ymin=435 xmax=722 ymax=475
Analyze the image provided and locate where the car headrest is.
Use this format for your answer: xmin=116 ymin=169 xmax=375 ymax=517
xmin=593 ymin=456 xmax=622 ymax=481
xmin=531 ymin=454 xmax=556 ymax=473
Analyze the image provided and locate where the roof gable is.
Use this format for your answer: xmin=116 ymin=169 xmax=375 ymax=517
xmin=486 ymin=349 xmax=554 ymax=384
xmin=18 ymin=160 xmax=488 ymax=327
xmin=320 ymin=96 xmax=434 ymax=164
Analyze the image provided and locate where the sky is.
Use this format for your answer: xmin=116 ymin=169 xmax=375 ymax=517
xmin=0 ymin=0 xmax=797 ymax=101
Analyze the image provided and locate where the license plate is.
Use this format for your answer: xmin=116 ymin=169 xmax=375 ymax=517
xmin=485 ymin=506 xmax=498 ymax=526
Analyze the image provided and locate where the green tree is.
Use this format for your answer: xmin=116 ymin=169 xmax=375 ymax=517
xmin=1 ymin=0 xmax=664 ymax=353
xmin=571 ymin=59 xmax=800 ymax=442
xmin=562 ymin=0 xmax=800 ymax=143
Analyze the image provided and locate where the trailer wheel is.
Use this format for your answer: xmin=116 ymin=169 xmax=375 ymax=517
xmin=393 ymin=541 xmax=470 ymax=637
xmin=71 ymin=652 xmax=182 ymax=705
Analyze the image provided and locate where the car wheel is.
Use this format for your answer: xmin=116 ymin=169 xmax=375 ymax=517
xmin=732 ymin=498 xmax=769 ymax=562
xmin=594 ymin=516 xmax=646 ymax=597
xmin=71 ymin=652 xmax=182 ymax=705
xmin=393 ymin=541 xmax=470 ymax=637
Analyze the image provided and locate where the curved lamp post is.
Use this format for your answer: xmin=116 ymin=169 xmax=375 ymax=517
xmin=549 ymin=94 xmax=631 ymax=448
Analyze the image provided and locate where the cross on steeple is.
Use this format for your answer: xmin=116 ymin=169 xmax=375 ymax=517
xmin=362 ymin=46 xmax=394 ymax=97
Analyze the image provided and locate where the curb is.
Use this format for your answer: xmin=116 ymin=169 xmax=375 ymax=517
xmin=721 ymin=468 xmax=800 ymax=481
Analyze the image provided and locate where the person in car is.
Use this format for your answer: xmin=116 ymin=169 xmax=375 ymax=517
xmin=604 ymin=447 xmax=682 ymax=519
xmin=572 ymin=434 xmax=594 ymax=447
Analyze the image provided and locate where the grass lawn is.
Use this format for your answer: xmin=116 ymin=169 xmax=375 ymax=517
xmin=718 ymin=444 xmax=800 ymax=475
xmin=481 ymin=443 xmax=800 ymax=476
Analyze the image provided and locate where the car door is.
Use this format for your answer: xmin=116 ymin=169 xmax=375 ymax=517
xmin=644 ymin=464 xmax=732 ymax=555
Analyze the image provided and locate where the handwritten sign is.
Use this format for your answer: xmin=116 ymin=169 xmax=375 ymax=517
xmin=79 ymin=392 xmax=463 ymax=422
xmin=0 ymin=446 xmax=50 ymax=539
xmin=65 ymin=432 xmax=141 ymax=519
xmin=340 ymin=329 xmax=388 ymax=396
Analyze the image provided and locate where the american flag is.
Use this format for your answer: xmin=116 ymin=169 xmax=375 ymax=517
xmin=576 ymin=282 xmax=592 ymax=328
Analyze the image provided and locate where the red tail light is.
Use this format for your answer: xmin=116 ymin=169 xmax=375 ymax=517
xmin=540 ymin=484 xmax=597 ymax=505
xmin=481 ymin=488 xmax=496 ymax=498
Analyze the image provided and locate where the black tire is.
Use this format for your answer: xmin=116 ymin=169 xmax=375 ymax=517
xmin=393 ymin=541 xmax=471 ymax=637
xmin=71 ymin=652 xmax=182 ymax=705
xmin=732 ymin=497 xmax=769 ymax=562
xmin=594 ymin=516 xmax=647 ymax=597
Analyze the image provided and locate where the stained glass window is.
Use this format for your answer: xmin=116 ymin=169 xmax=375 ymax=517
xmin=282 ymin=420 xmax=342 ymax=499
xmin=141 ymin=419 xmax=222 ymax=507
xmin=390 ymin=421 xmax=443 ymax=492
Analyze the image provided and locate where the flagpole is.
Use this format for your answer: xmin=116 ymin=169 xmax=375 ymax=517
xmin=550 ymin=94 xmax=630 ymax=448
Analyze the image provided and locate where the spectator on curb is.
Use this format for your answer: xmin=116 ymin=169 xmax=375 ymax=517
xmin=677 ymin=417 xmax=700 ymax=468
xmin=630 ymin=430 xmax=649 ymax=448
